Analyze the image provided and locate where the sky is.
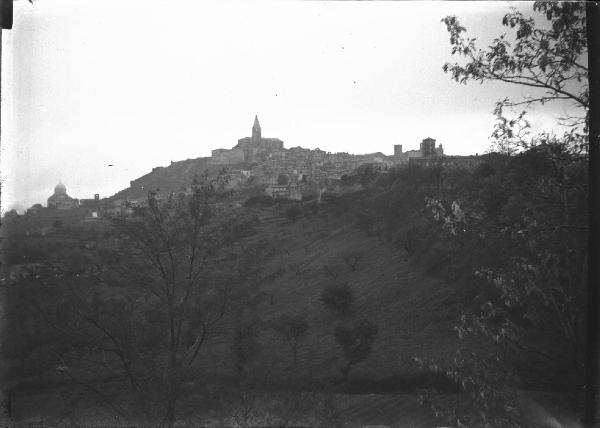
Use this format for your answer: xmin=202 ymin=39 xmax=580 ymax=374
xmin=1 ymin=0 xmax=586 ymax=212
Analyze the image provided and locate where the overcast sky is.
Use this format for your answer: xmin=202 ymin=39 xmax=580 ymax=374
xmin=1 ymin=0 xmax=585 ymax=212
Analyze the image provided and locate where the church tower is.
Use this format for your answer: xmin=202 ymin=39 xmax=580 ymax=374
xmin=252 ymin=115 xmax=261 ymax=144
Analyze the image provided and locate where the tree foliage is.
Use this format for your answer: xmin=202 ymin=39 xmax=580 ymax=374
xmin=285 ymin=204 xmax=303 ymax=222
xmin=3 ymin=174 xmax=264 ymax=427
xmin=229 ymin=238 xmax=279 ymax=380
xmin=442 ymin=2 xmax=588 ymax=127
xmin=321 ymin=283 xmax=355 ymax=319
xmin=277 ymin=173 xmax=289 ymax=185
xmin=334 ymin=319 xmax=378 ymax=382
xmin=407 ymin=3 xmax=593 ymax=422
xmin=325 ymin=137 xmax=586 ymax=420
xmin=442 ymin=1 xmax=589 ymax=160
xmin=340 ymin=250 xmax=364 ymax=272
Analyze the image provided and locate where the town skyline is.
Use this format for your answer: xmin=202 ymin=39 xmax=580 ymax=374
xmin=18 ymin=114 xmax=450 ymax=212
xmin=1 ymin=1 xmax=583 ymax=212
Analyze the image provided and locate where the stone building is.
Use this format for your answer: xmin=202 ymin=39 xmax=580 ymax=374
xmin=420 ymin=137 xmax=444 ymax=157
xmin=79 ymin=194 xmax=101 ymax=217
xmin=79 ymin=193 xmax=100 ymax=209
xmin=265 ymin=184 xmax=291 ymax=199
xmin=211 ymin=116 xmax=284 ymax=165
xmin=47 ymin=182 xmax=79 ymax=210
xmin=264 ymin=184 xmax=302 ymax=200
xmin=390 ymin=137 xmax=444 ymax=165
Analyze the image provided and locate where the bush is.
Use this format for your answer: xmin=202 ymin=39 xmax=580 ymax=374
xmin=320 ymin=192 xmax=340 ymax=205
xmin=321 ymin=283 xmax=354 ymax=318
xmin=305 ymin=200 xmax=319 ymax=215
xmin=244 ymin=194 xmax=275 ymax=207
xmin=322 ymin=263 xmax=345 ymax=282
xmin=334 ymin=319 xmax=378 ymax=381
xmin=340 ymin=250 xmax=364 ymax=272
xmin=285 ymin=205 xmax=303 ymax=222
xmin=277 ymin=174 xmax=289 ymax=185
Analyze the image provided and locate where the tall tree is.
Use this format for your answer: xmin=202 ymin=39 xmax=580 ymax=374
xmin=584 ymin=3 xmax=599 ymax=425
xmin=8 ymin=174 xmax=247 ymax=427
xmin=108 ymin=176 xmax=229 ymax=426
xmin=443 ymin=1 xmax=588 ymax=127
xmin=427 ymin=2 xmax=594 ymax=424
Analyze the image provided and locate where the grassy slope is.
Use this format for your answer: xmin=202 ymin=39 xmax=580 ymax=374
xmin=6 ymin=205 xmax=456 ymax=425
xmin=6 ymin=200 xmax=582 ymax=427
xmin=197 ymin=204 xmax=466 ymax=383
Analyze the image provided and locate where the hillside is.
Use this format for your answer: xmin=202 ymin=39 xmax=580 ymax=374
xmin=6 ymin=195 xmax=580 ymax=427
xmin=195 ymin=208 xmax=465 ymax=381
xmin=110 ymin=156 xmax=218 ymax=202
xmin=4 ymin=200 xmax=469 ymax=427
xmin=4 ymin=147 xmax=586 ymax=426
xmin=127 ymin=178 xmax=495 ymax=399
xmin=262 ymin=216 xmax=461 ymax=375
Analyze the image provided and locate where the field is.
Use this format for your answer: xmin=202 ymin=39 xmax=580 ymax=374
xmin=3 ymin=199 xmax=584 ymax=427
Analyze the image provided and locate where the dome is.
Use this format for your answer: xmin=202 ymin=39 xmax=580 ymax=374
xmin=54 ymin=181 xmax=67 ymax=195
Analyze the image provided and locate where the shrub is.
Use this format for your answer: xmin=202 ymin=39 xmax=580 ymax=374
xmin=277 ymin=174 xmax=289 ymax=185
xmin=305 ymin=200 xmax=319 ymax=215
xmin=320 ymin=193 xmax=339 ymax=204
xmin=321 ymin=283 xmax=354 ymax=318
xmin=285 ymin=205 xmax=303 ymax=222
xmin=340 ymin=250 xmax=364 ymax=272
xmin=334 ymin=319 xmax=378 ymax=381
xmin=244 ymin=194 xmax=275 ymax=207
xmin=322 ymin=263 xmax=345 ymax=282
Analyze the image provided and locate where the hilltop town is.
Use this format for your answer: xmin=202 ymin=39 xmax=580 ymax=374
xmin=120 ymin=116 xmax=480 ymax=204
xmin=1 ymin=1 xmax=590 ymax=424
xmin=9 ymin=115 xmax=482 ymax=224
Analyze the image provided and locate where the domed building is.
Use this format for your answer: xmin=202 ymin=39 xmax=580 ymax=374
xmin=47 ymin=182 xmax=79 ymax=210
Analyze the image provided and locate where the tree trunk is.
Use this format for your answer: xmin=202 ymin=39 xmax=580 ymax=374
xmin=163 ymin=374 xmax=180 ymax=428
xmin=2 ymin=388 xmax=12 ymax=419
xmin=292 ymin=342 xmax=297 ymax=367
xmin=340 ymin=363 xmax=351 ymax=383
xmin=163 ymin=396 xmax=176 ymax=428
xmin=164 ymin=308 xmax=179 ymax=428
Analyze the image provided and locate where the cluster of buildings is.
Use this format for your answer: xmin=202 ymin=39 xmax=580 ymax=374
xmin=211 ymin=116 xmax=397 ymax=174
xmin=22 ymin=182 xmax=100 ymax=215
xmin=21 ymin=182 xmax=119 ymax=224
xmin=208 ymin=116 xmax=480 ymax=199
xmin=206 ymin=116 xmax=396 ymax=199
xmin=211 ymin=116 xmax=285 ymax=165
xmin=15 ymin=115 xmax=483 ymax=218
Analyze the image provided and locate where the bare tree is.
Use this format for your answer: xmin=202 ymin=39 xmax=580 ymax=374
xmin=98 ymin=175 xmax=232 ymax=426
xmin=322 ymin=263 xmax=345 ymax=283
xmin=340 ymin=250 xmax=365 ymax=272
xmin=10 ymin=175 xmax=243 ymax=427
xmin=271 ymin=314 xmax=310 ymax=366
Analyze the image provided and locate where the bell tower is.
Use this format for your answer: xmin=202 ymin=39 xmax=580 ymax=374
xmin=420 ymin=137 xmax=437 ymax=158
xmin=252 ymin=115 xmax=261 ymax=143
